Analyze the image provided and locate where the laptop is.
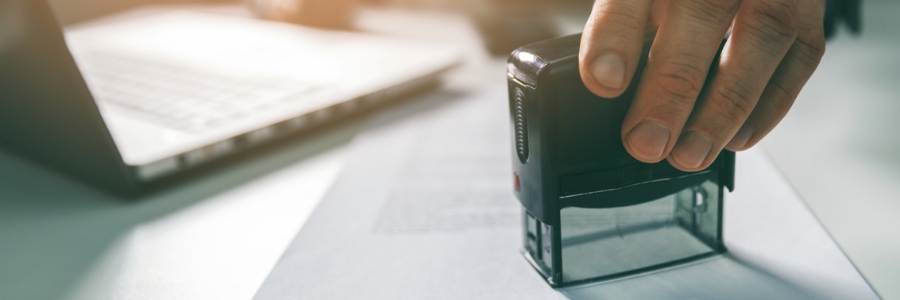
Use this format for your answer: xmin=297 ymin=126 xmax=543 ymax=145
xmin=0 ymin=0 xmax=460 ymax=196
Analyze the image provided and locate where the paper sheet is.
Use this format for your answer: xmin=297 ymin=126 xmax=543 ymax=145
xmin=254 ymin=82 xmax=877 ymax=299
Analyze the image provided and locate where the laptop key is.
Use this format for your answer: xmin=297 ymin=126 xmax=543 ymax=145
xmin=77 ymin=51 xmax=320 ymax=133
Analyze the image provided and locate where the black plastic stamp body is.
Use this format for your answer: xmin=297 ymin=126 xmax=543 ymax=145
xmin=507 ymin=33 xmax=735 ymax=287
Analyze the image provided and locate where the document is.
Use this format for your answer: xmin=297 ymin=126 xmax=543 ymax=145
xmin=254 ymin=81 xmax=877 ymax=299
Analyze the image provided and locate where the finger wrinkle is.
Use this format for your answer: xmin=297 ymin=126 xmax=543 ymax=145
xmin=710 ymin=84 xmax=757 ymax=121
xmin=765 ymin=62 xmax=806 ymax=101
xmin=644 ymin=100 xmax=695 ymax=120
xmin=697 ymin=108 xmax=741 ymax=135
xmin=789 ymin=36 xmax=826 ymax=69
xmin=594 ymin=1 xmax=649 ymax=28
xmin=659 ymin=54 xmax=711 ymax=72
xmin=739 ymin=19 xmax=797 ymax=51
xmin=673 ymin=0 xmax=741 ymax=25
xmin=653 ymin=70 xmax=705 ymax=106
xmin=743 ymin=0 xmax=799 ymax=41
xmin=759 ymin=81 xmax=795 ymax=115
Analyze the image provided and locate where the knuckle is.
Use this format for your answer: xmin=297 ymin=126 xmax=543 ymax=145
xmin=794 ymin=29 xmax=827 ymax=67
xmin=710 ymin=84 xmax=757 ymax=123
xmin=655 ymin=65 xmax=706 ymax=107
xmin=776 ymin=29 xmax=825 ymax=73
xmin=595 ymin=1 xmax=646 ymax=32
xmin=762 ymin=80 xmax=797 ymax=113
xmin=744 ymin=0 xmax=799 ymax=43
xmin=676 ymin=0 xmax=742 ymax=24
xmin=785 ymin=0 xmax=826 ymax=70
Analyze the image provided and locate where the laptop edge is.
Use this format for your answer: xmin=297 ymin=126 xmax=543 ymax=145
xmin=0 ymin=0 xmax=139 ymax=195
xmin=0 ymin=0 xmax=451 ymax=197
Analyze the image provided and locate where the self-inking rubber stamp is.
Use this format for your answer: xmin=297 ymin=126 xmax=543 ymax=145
xmin=507 ymin=32 xmax=735 ymax=287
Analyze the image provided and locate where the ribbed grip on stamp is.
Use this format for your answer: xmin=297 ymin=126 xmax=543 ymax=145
xmin=513 ymin=87 xmax=529 ymax=163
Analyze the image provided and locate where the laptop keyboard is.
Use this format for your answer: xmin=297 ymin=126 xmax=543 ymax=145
xmin=78 ymin=52 xmax=320 ymax=132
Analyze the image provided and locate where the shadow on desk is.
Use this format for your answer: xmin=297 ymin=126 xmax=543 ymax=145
xmin=561 ymin=253 xmax=821 ymax=300
xmin=0 ymin=89 xmax=469 ymax=300
xmin=0 ymin=122 xmax=358 ymax=300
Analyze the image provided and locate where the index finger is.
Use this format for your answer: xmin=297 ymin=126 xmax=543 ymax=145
xmin=621 ymin=0 xmax=741 ymax=163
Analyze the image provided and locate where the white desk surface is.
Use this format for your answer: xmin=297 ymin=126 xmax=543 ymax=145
xmin=758 ymin=0 xmax=900 ymax=297
xmin=0 ymin=3 xmax=896 ymax=300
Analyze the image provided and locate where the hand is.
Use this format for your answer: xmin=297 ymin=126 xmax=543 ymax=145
xmin=579 ymin=0 xmax=826 ymax=171
xmin=249 ymin=0 xmax=357 ymax=29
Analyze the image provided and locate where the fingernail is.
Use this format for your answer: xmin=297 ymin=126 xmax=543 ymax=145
xmin=728 ymin=126 xmax=753 ymax=150
xmin=590 ymin=52 xmax=626 ymax=89
xmin=672 ymin=131 xmax=713 ymax=169
xmin=626 ymin=120 xmax=670 ymax=161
